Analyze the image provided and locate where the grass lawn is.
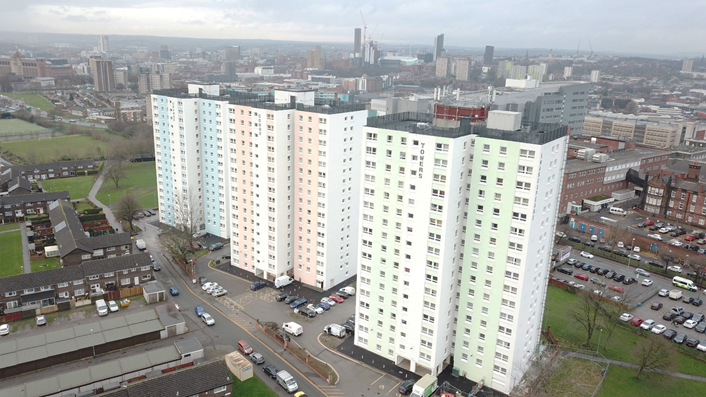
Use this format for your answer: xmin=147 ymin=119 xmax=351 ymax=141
xmin=41 ymin=175 xmax=96 ymax=200
xmin=96 ymin=162 xmax=157 ymax=209
xmin=0 ymin=230 xmax=24 ymax=277
xmin=0 ymin=119 xmax=48 ymax=136
xmin=0 ymin=134 xmax=114 ymax=162
xmin=74 ymin=201 xmax=100 ymax=214
xmin=597 ymin=363 xmax=706 ymax=396
xmin=0 ymin=223 xmax=20 ymax=232
xmin=1 ymin=92 xmax=55 ymax=111
xmin=231 ymin=373 xmax=278 ymax=396
xmin=30 ymin=257 xmax=62 ymax=272
xmin=545 ymin=286 xmax=706 ymax=378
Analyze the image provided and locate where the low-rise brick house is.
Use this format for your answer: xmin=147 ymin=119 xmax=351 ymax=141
xmin=642 ymin=163 xmax=706 ymax=227
xmin=0 ymin=253 xmax=152 ymax=311
xmin=49 ymin=199 xmax=133 ymax=266
xmin=0 ymin=173 xmax=32 ymax=195
xmin=0 ymin=191 xmax=70 ymax=223
xmin=6 ymin=160 xmax=98 ymax=180
xmin=100 ymin=359 xmax=232 ymax=397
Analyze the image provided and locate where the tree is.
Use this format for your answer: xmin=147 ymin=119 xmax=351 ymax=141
xmin=600 ymin=98 xmax=614 ymax=110
xmin=633 ymin=335 xmax=675 ymax=379
xmin=607 ymin=224 xmax=632 ymax=252
xmin=159 ymin=193 xmax=202 ymax=264
xmin=115 ymin=194 xmax=140 ymax=233
xmin=570 ymin=290 xmax=602 ymax=347
xmin=105 ymin=163 xmax=126 ymax=188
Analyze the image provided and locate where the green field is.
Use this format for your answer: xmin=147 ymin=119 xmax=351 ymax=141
xmin=0 ymin=223 xmax=20 ymax=232
xmin=0 ymin=230 xmax=24 ymax=277
xmin=0 ymin=119 xmax=49 ymax=136
xmin=0 ymin=92 xmax=55 ymax=111
xmin=41 ymin=175 xmax=96 ymax=200
xmin=231 ymin=373 xmax=277 ymax=397
xmin=31 ymin=257 xmax=61 ymax=272
xmin=96 ymin=162 xmax=157 ymax=209
xmin=597 ymin=363 xmax=706 ymax=397
xmin=0 ymin=134 xmax=114 ymax=162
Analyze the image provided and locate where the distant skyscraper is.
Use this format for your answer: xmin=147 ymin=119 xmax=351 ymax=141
xmin=354 ymin=28 xmax=362 ymax=57
xmin=510 ymin=65 xmax=527 ymax=79
xmin=497 ymin=60 xmax=513 ymax=79
xmin=89 ymin=57 xmax=114 ymax=92
xmin=223 ymin=61 xmax=237 ymax=81
xmin=682 ymin=58 xmax=694 ymax=72
xmin=590 ymin=70 xmax=600 ymax=83
xmin=307 ymin=45 xmax=323 ymax=69
xmin=433 ymin=34 xmax=444 ymax=61
xmin=436 ymin=57 xmax=449 ymax=78
xmin=225 ymin=46 xmax=240 ymax=61
xmin=160 ymin=45 xmax=171 ymax=60
xmin=99 ymin=35 xmax=109 ymax=54
xmin=484 ymin=45 xmax=494 ymax=65
xmin=527 ymin=64 xmax=545 ymax=81
xmin=456 ymin=58 xmax=470 ymax=81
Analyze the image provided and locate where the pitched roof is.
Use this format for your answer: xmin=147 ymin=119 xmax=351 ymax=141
xmin=100 ymin=359 xmax=231 ymax=397
xmin=8 ymin=176 xmax=32 ymax=193
xmin=0 ymin=266 xmax=84 ymax=293
xmin=49 ymin=199 xmax=88 ymax=257
xmin=8 ymin=160 xmax=97 ymax=174
xmin=0 ymin=191 xmax=70 ymax=206
xmin=79 ymin=233 xmax=132 ymax=250
xmin=82 ymin=253 xmax=151 ymax=276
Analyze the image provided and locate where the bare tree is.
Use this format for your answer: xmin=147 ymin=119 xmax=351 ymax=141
xmin=570 ymin=290 xmax=602 ymax=347
xmin=115 ymin=194 xmax=140 ymax=233
xmin=633 ymin=335 xmax=675 ymax=380
xmin=159 ymin=193 xmax=202 ymax=263
xmin=105 ymin=163 xmax=126 ymax=188
xmin=684 ymin=255 xmax=706 ymax=286
xmin=607 ymin=224 xmax=632 ymax=252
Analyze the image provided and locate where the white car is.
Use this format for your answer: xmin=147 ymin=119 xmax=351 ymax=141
xmin=202 ymin=282 xmax=217 ymax=291
xmin=212 ymin=288 xmax=228 ymax=297
xmin=574 ymin=284 xmax=585 ymax=289
xmin=307 ymin=304 xmax=324 ymax=314
xmin=619 ymin=313 xmax=633 ymax=322
xmin=670 ymin=241 xmax=684 ymax=247
xmin=201 ymin=313 xmax=215 ymax=326
xmin=642 ymin=279 xmax=653 ymax=287
xmin=612 ymin=296 xmax=622 ymax=302
xmin=580 ymin=251 xmax=594 ymax=259
xmin=321 ymin=297 xmax=336 ymax=306
xmin=647 ymin=234 xmax=662 ymax=241
xmin=617 ymin=242 xmax=625 ymax=248
xmin=567 ymin=258 xmax=578 ymax=265
xmin=684 ymin=319 xmax=699 ymax=329
xmin=593 ymin=290 xmax=603 ymax=296
xmin=635 ymin=268 xmax=650 ymax=277
xmin=667 ymin=265 xmax=683 ymax=273
xmin=697 ymin=343 xmax=706 ymax=352
xmin=651 ymin=324 xmax=667 ymax=335
xmin=556 ymin=232 xmax=567 ymax=238
xmin=640 ymin=319 xmax=656 ymax=330
xmin=0 ymin=324 xmax=9 ymax=336
xmin=659 ymin=228 xmax=670 ymax=233
xmin=627 ymin=254 xmax=641 ymax=261
xmin=108 ymin=300 xmax=119 ymax=312
xmin=658 ymin=289 xmax=670 ymax=297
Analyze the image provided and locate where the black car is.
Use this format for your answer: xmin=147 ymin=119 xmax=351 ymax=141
xmin=663 ymin=329 xmax=678 ymax=340
xmin=683 ymin=312 xmax=694 ymax=320
xmin=263 ymin=364 xmax=279 ymax=379
xmin=583 ymin=241 xmax=596 ymax=247
xmin=222 ymin=254 xmax=231 ymax=259
xmin=663 ymin=312 xmax=677 ymax=321
xmin=614 ymin=250 xmax=629 ymax=257
xmin=142 ymin=211 xmax=152 ymax=217
xmin=598 ymin=268 xmax=610 ymax=276
xmin=298 ymin=307 xmax=316 ymax=318
xmin=284 ymin=295 xmax=299 ymax=304
xmin=147 ymin=209 xmax=156 ymax=216
xmin=199 ymin=276 xmax=208 ymax=284
xmin=590 ymin=267 xmax=600 ymax=274
xmin=693 ymin=299 xmax=704 ymax=307
xmin=674 ymin=333 xmax=688 ymax=344
xmin=691 ymin=245 xmax=700 ymax=252
xmin=574 ymin=261 xmax=585 ymax=268
xmin=275 ymin=293 xmax=289 ymax=302
xmin=152 ymin=262 xmax=161 ymax=271
xmin=674 ymin=316 xmax=686 ymax=324
xmin=622 ymin=277 xmax=636 ymax=285
xmin=613 ymin=274 xmax=625 ymax=283
xmin=693 ymin=313 xmax=705 ymax=323
xmin=557 ymin=267 xmax=573 ymax=275
xmin=638 ymin=223 xmax=648 ymax=228
xmin=598 ymin=246 xmax=612 ymax=252
xmin=342 ymin=323 xmax=355 ymax=335
xmin=337 ymin=290 xmax=350 ymax=299
xmin=651 ymin=302 xmax=663 ymax=310
xmin=208 ymin=242 xmax=224 ymax=251
xmin=399 ymin=380 xmax=415 ymax=395
xmin=650 ymin=225 xmax=660 ymax=231
xmin=686 ymin=338 xmax=701 ymax=348
xmin=696 ymin=323 xmax=706 ymax=333
xmin=568 ymin=237 xmax=581 ymax=243
xmin=647 ymin=261 xmax=664 ymax=268
xmin=250 ymin=280 xmax=267 ymax=291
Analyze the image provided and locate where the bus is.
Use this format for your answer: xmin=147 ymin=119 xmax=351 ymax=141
xmin=672 ymin=276 xmax=698 ymax=292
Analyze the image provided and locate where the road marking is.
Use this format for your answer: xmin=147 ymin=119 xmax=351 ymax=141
xmin=161 ymin=277 xmax=173 ymax=286
xmin=371 ymin=373 xmax=386 ymax=386
xmin=389 ymin=381 xmax=402 ymax=394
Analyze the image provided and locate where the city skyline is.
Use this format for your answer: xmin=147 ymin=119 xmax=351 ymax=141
xmin=2 ymin=0 xmax=705 ymax=56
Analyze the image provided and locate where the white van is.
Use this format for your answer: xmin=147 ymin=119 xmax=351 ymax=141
xmin=609 ymin=207 xmax=627 ymax=216
xmin=324 ymin=324 xmax=346 ymax=338
xmin=274 ymin=275 xmax=293 ymax=288
xmin=96 ymin=299 xmax=108 ymax=316
xmin=276 ymin=370 xmax=298 ymax=393
xmin=283 ymin=322 xmax=303 ymax=336
xmin=340 ymin=286 xmax=356 ymax=296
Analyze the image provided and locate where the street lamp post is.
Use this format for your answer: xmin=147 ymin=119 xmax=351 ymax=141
xmin=108 ymin=193 xmax=111 ymax=207
xmin=90 ymin=328 xmax=96 ymax=357
xmin=596 ymin=328 xmax=603 ymax=356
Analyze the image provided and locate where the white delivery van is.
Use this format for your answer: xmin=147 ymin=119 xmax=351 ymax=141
xmin=274 ymin=275 xmax=293 ymax=288
xmin=96 ymin=299 xmax=109 ymax=316
xmin=609 ymin=207 xmax=627 ymax=216
xmin=340 ymin=286 xmax=356 ymax=296
xmin=283 ymin=322 xmax=303 ymax=336
xmin=324 ymin=324 xmax=346 ymax=338
xmin=276 ymin=370 xmax=298 ymax=393
xmin=669 ymin=289 xmax=683 ymax=300
xmin=135 ymin=239 xmax=147 ymax=250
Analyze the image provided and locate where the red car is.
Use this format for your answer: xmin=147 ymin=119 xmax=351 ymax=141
xmin=573 ymin=273 xmax=589 ymax=281
xmin=609 ymin=285 xmax=624 ymax=293
xmin=644 ymin=220 xmax=654 ymax=226
xmin=329 ymin=294 xmax=344 ymax=303
xmin=685 ymin=235 xmax=696 ymax=241
xmin=630 ymin=318 xmax=644 ymax=326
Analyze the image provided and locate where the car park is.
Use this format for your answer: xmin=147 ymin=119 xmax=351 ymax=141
xmin=658 ymin=289 xmax=670 ymax=297
xmin=201 ymin=313 xmax=215 ymax=326
xmin=169 ymin=287 xmax=179 ymax=296
xmin=619 ymin=313 xmax=634 ymax=322
xmin=642 ymin=279 xmax=653 ymax=286
xmin=580 ymin=251 xmax=594 ymax=258
xmin=685 ymin=319 xmax=699 ymax=329
xmin=640 ymin=319 xmax=656 ymax=330
xmin=250 ymin=352 xmax=265 ymax=364
xmin=674 ymin=333 xmax=688 ymax=344
xmin=557 ymin=267 xmax=573 ymax=275
xmin=574 ymin=273 xmax=589 ymax=281
xmin=651 ymin=302 xmax=663 ymax=310
xmin=663 ymin=329 xmax=678 ymax=340
xmin=263 ymin=364 xmax=279 ymax=379
xmin=652 ymin=324 xmax=667 ymax=334
xmin=250 ymin=280 xmax=267 ymax=291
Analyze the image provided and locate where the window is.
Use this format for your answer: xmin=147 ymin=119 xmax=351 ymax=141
xmin=214 ymin=385 xmax=228 ymax=393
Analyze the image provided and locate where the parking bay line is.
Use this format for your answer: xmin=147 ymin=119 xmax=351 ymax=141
xmin=371 ymin=373 xmax=386 ymax=386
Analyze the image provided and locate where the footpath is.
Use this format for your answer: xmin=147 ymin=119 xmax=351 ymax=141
xmin=563 ymin=351 xmax=706 ymax=382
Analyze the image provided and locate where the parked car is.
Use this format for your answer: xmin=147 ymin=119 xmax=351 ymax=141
xmin=613 ymin=274 xmax=626 ymax=283
xmin=683 ymin=296 xmax=695 ymax=305
xmin=693 ymin=313 xmax=705 ymax=323
xmin=672 ymin=306 xmax=685 ymax=315
xmin=222 ymin=254 xmax=231 ymax=259
xmin=321 ymin=297 xmax=336 ymax=306
xmin=630 ymin=318 xmax=644 ymax=326
xmin=674 ymin=333 xmax=688 ymax=344
xmin=276 ymin=293 xmax=289 ymax=302
xmin=290 ymin=298 xmax=308 ymax=309
xmin=642 ymin=279 xmax=653 ymax=286
xmin=683 ymin=312 xmax=694 ymax=320
xmin=686 ymin=338 xmax=701 ymax=348
xmin=36 ymin=315 xmax=47 ymax=326
xmin=663 ymin=329 xmax=678 ymax=340
xmin=329 ymin=294 xmax=344 ymax=303
xmin=296 ymin=307 xmax=316 ymax=317
xmin=238 ymin=340 xmax=253 ymax=355
xmin=597 ymin=268 xmax=610 ymax=276
xmin=108 ymin=300 xmax=119 ymax=312
xmin=686 ymin=235 xmax=697 ymax=241
xmin=263 ymin=364 xmax=279 ymax=379
xmin=557 ymin=267 xmax=573 ymax=275
xmin=590 ymin=277 xmax=606 ymax=286
xmin=0 ymin=324 xmax=8 ymax=336
xmin=208 ymin=242 xmax=224 ymax=251
xmin=567 ymin=258 xmax=578 ymax=265
xmin=658 ymin=289 xmax=670 ymax=297
xmin=580 ymin=251 xmax=594 ymax=258
xmin=195 ymin=305 xmax=205 ymax=317
xmin=250 ymin=352 xmax=265 ymax=364
xmin=619 ymin=313 xmax=634 ymax=322
xmin=605 ymin=271 xmax=616 ymax=279
xmin=623 ymin=277 xmax=637 ymax=285
xmin=399 ymin=380 xmax=415 ymax=395
xmin=652 ymin=324 xmax=667 ymax=334
xmin=307 ymin=304 xmax=324 ymax=314
xmin=684 ymin=319 xmax=699 ymax=329
xmin=635 ymin=268 xmax=651 ymax=277
xmin=696 ymin=323 xmax=706 ymax=333
xmin=574 ymin=273 xmax=589 ymax=281
xmin=201 ymin=313 xmax=215 ymax=326
xmin=651 ymin=302 xmax=663 ymax=310
xmin=640 ymin=319 xmax=656 ymax=330
xmin=316 ymin=302 xmax=331 ymax=311
xmin=285 ymin=295 xmax=299 ymax=304
xmin=609 ymin=285 xmax=624 ymax=293
xmin=627 ymin=254 xmax=641 ymax=261
xmin=647 ymin=261 xmax=664 ymax=268
xmin=568 ymin=237 xmax=581 ymax=243
xmin=212 ymin=288 xmax=228 ymax=297
xmin=336 ymin=290 xmax=351 ymax=299
xmin=250 ymin=280 xmax=267 ymax=291
xmin=663 ymin=312 xmax=677 ymax=321
xmin=648 ymin=234 xmax=663 ymax=241
xmin=169 ymin=287 xmax=179 ymax=296
xmin=694 ymin=299 xmax=704 ymax=307
xmin=674 ymin=316 xmax=686 ymax=325
xmin=590 ymin=266 xmax=601 ymax=274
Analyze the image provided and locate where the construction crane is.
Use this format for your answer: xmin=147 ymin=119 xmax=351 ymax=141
xmin=589 ymin=40 xmax=594 ymax=57
xmin=359 ymin=10 xmax=367 ymax=47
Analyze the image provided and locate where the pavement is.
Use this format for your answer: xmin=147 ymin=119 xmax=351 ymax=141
xmin=19 ymin=223 xmax=31 ymax=274
xmin=86 ymin=162 xmax=122 ymax=232
xmin=563 ymin=351 xmax=706 ymax=382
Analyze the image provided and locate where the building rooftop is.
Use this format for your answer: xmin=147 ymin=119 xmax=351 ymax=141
xmin=564 ymin=147 xmax=667 ymax=173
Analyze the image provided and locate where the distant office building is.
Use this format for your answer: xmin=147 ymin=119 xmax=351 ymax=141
xmin=484 ymin=45 xmax=494 ymax=65
xmin=497 ymin=60 xmax=513 ymax=79
xmin=584 ymin=113 xmax=699 ymax=148
xmin=363 ymin=42 xmax=381 ymax=67
xmin=456 ymin=58 xmax=470 ymax=81
xmin=89 ymin=57 xmax=114 ymax=92
xmin=307 ymin=45 xmax=323 ymax=69
xmin=160 ymin=45 xmax=171 ymax=60
xmin=99 ymin=35 xmax=109 ymax=54
xmin=0 ymin=51 xmax=73 ymax=78
xmin=527 ymin=64 xmax=547 ymax=81
xmin=683 ymin=58 xmax=694 ymax=73
xmin=222 ymin=61 xmax=237 ymax=81
xmin=138 ymin=73 xmax=171 ymax=94
xmin=354 ymin=28 xmax=362 ymax=57
xmin=590 ymin=70 xmax=600 ymax=83
xmin=510 ymin=65 xmax=527 ymax=79
xmin=433 ymin=34 xmax=444 ymax=61
xmin=225 ymin=46 xmax=240 ymax=61
xmin=114 ymin=67 xmax=128 ymax=87
xmin=436 ymin=57 xmax=450 ymax=78
xmin=564 ymin=66 xmax=573 ymax=78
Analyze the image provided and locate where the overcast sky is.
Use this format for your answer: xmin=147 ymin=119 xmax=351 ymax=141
xmin=3 ymin=0 xmax=704 ymax=56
